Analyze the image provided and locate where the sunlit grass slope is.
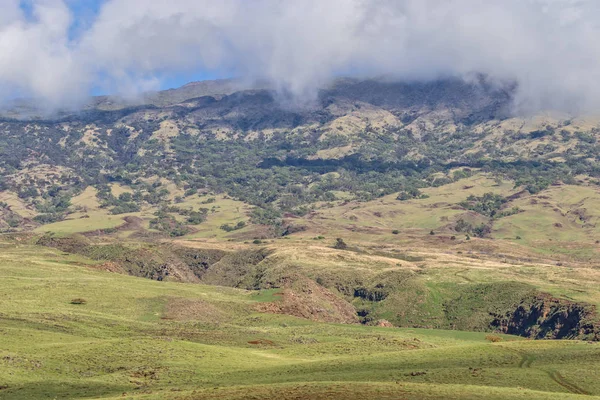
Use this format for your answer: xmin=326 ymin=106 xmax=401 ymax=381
xmin=0 ymin=241 xmax=599 ymax=399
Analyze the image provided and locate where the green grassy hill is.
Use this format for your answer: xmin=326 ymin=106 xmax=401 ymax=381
xmin=1 ymin=240 xmax=600 ymax=400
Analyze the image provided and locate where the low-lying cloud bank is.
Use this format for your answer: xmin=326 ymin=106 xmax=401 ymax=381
xmin=1 ymin=0 xmax=600 ymax=114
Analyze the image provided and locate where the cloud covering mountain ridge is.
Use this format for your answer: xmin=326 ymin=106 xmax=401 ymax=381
xmin=0 ymin=0 xmax=599 ymax=114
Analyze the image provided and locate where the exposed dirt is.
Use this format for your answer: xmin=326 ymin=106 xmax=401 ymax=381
xmin=89 ymin=261 xmax=124 ymax=273
xmin=247 ymin=339 xmax=275 ymax=346
xmin=256 ymin=277 xmax=359 ymax=324
xmin=375 ymin=319 xmax=394 ymax=327
xmin=162 ymin=297 xmax=227 ymax=323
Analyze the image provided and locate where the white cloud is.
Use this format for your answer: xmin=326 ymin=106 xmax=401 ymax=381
xmin=0 ymin=0 xmax=89 ymax=108
xmin=2 ymin=0 xmax=600 ymax=113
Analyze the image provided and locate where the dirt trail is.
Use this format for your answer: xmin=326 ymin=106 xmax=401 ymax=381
xmin=454 ymin=268 xmax=474 ymax=283
xmin=547 ymin=370 xmax=590 ymax=396
xmin=497 ymin=346 xmax=529 ymax=366
xmin=501 ymin=347 xmax=590 ymax=396
xmin=518 ymin=353 xmax=534 ymax=368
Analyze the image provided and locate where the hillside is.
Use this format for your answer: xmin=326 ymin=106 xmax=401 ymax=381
xmin=0 ymin=78 xmax=597 ymax=237
xmin=2 ymin=239 xmax=600 ymax=399
xmin=2 ymin=78 xmax=600 ymax=398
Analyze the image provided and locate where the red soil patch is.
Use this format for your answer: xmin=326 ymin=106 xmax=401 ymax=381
xmin=255 ymin=277 xmax=359 ymax=324
xmin=248 ymin=339 xmax=275 ymax=345
xmin=376 ymin=319 xmax=394 ymax=328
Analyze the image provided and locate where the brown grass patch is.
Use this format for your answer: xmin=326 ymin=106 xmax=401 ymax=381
xmin=485 ymin=334 xmax=503 ymax=343
xmin=162 ymin=297 xmax=227 ymax=322
xmin=255 ymin=277 xmax=358 ymax=324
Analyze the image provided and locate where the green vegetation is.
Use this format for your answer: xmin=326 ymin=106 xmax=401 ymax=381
xmin=3 ymin=79 xmax=600 ymax=398
xmin=1 ymin=81 xmax=599 ymax=236
xmin=220 ymin=220 xmax=246 ymax=232
xmin=1 ymin=241 xmax=600 ymax=400
xmin=459 ymin=193 xmax=516 ymax=218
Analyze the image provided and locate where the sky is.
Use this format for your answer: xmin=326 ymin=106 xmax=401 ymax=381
xmin=1 ymin=0 xmax=600 ymax=113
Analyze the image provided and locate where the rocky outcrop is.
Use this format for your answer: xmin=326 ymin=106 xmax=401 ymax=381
xmin=491 ymin=294 xmax=599 ymax=340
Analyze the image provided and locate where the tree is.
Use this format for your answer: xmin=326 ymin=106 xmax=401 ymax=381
xmin=334 ymin=238 xmax=348 ymax=250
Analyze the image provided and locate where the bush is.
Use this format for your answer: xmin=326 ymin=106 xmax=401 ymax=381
xmin=110 ymin=202 xmax=140 ymax=215
xmin=396 ymin=188 xmax=427 ymax=201
xmin=118 ymin=192 xmax=132 ymax=202
xmin=149 ymin=214 xmax=191 ymax=237
xmin=334 ymin=238 xmax=348 ymax=250
xmin=459 ymin=192 xmax=508 ymax=218
xmin=220 ymin=221 xmax=247 ymax=232
xmin=33 ymin=213 xmax=64 ymax=224
xmin=187 ymin=211 xmax=207 ymax=225
xmin=472 ymin=223 xmax=492 ymax=238
xmin=485 ymin=334 xmax=502 ymax=343
xmin=392 ymin=230 xmax=399 ymax=235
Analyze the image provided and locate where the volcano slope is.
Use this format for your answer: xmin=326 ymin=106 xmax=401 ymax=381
xmin=3 ymin=78 xmax=600 ymax=398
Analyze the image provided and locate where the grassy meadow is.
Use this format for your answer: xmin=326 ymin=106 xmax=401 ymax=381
xmin=1 ymin=241 xmax=600 ymax=399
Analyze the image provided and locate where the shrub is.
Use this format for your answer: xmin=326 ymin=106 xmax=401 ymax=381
xmin=110 ymin=202 xmax=140 ymax=215
xmin=396 ymin=188 xmax=427 ymax=201
xmin=455 ymin=218 xmax=472 ymax=233
xmin=187 ymin=211 xmax=207 ymax=225
xmin=184 ymin=188 xmax=197 ymax=197
xmin=334 ymin=238 xmax=348 ymax=250
xmin=220 ymin=221 xmax=247 ymax=232
xmin=485 ymin=334 xmax=502 ymax=343
xmin=459 ymin=192 xmax=511 ymax=218
xmin=33 ymin=213 xmax=64 ymax=224
xmin=149 ymin=214 xmax=191 ymax=237
xmin=392 ymin=230 xmax=399 ymax=235
xmin=473 ymin=223 xmax=492 ymax=238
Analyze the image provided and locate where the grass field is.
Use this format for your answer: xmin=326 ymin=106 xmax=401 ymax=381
xmin=180 ymin=194 xmax=251 ymax=240
xmin=1 ymin=241 xmax=600 ymax=399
